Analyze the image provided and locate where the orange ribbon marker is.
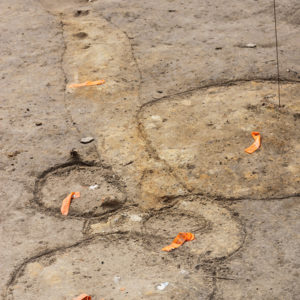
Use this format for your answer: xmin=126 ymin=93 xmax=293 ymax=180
xmin=61 ymin=192 xmax=80 ymax=216
xmin=69 ymin=80 xmax=105 ymax=88
xmin=245 ymin=131 xmax=261 ymax=154
xmin=162 ymin=232 xmax=195 ymax=252
xmin=72 ymin=294 xmax=91 ymax=300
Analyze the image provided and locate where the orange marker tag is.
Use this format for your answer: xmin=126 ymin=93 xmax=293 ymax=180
xmin=162 ymin=232 xmax=195 ymax=252
xmin=72 ymin=294 xmax=91 ymax=300
xmin=61 ymin=192 xmax=80 ymax=216
xmin=69 ymin=80 xmax=105 ymax=88
xmin=245 ymin=131 xmax=261 ymax=154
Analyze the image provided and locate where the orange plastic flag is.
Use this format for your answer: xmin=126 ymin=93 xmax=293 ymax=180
xmin=245 ymin=131 xmax=261 ymax=154
xmin=61 ymin=192 xmax=80 ymax=216
xmin=162 ymin=232 xmax=195 ymax=252
xmin=69 ymin=80 xmax=105 ymax=88
xmin=72 ymin=294 xmax=91 ymax=300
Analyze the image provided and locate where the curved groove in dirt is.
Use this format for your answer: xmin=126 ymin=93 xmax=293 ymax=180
xmin=31 ymin=160 xmax=129 ymax=220
xmin=144 ymin=205 xmax=246 ymax=260
xmin=84 ymin=196 xmax=247 ymax=268
xmin=4 ymin=204 xmax=245 ymax=300
xmin=39 ymin=1 xmax=300 ymax=204
xmin=39 ymin=1 xmax=104 ymax=164
xmin=136 ymin=79 xmax=300 ymax=201
xmin=2 ymin=234 xmax=156 ymax=298
xmin=5 ymin=2 xmax=297 ymax=299
xmin=4 ymin=235 xmax=97 ymax=299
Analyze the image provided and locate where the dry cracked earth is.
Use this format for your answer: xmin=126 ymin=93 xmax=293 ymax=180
xmin=1 ymin=0 xmax=300 ymax=299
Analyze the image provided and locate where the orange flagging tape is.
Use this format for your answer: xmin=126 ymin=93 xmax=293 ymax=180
xmin=69 ymin=80 xmax=105 ymax=88
xmin=72 ymin=294 xmax=91 ymax=300
xmin=162 ymin=232 xmax=195 ymax=252
xmin=245 ymin=131 xmax=261 ymax=154
xmin=61 ymin=192 xmax=80 ymax=216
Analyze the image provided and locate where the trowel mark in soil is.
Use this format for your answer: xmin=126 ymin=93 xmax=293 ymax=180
xmin=139 ymin=81 xmax=300 ymax=200
xmin=7 ymin=234 xmax=214 ymax=300
xmin=33 ymin=162 xmax=127 ymax=218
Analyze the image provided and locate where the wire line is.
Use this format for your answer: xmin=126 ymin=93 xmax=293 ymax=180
xmin=273 ymin=0 xmax=281 ymax=107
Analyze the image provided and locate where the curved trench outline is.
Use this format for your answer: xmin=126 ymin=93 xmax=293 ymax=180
xmin=83 ymin=195 xmax=247 ymax=260
xmin=28 ymin=80 xmax=300 ymax=222
xmin=38 ymin=0 xmax=300 ymax=207
xmin=136 ymin=79 xmax=300 ymax=202
xmin=31 ymin=159 xmax=131 ymax=220
xmin=4 ymin=198 xmax=247 ymax=300
xmin=99 ymin=0 xmax=300 ymax=201
xmin=148 ymin=197 xmax=247 ymax=264
xmin=96 ymin=7 xmax=300 ymax=201
xmin=3 ymin=232 xmax=201 ymax=299
xmin=11 ymin=3 xmax=297 ymax=299
xmin=38 ymin=1 xmax=300 ymax=206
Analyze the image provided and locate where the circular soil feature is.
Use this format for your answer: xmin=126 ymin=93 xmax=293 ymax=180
xmin=144 ymin=198 xmax=244 ymax=260
xmin=35 ymin=163 xmax=126 ymax=217
xmin=140 ymin=82 xmax=300 ymax=199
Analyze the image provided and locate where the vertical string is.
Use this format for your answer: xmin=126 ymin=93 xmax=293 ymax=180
xmin=273 ymin=0 xmax=281 ymax=107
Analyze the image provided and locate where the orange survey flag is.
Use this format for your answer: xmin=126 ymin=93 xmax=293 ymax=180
xmin=162 ymin=232 xmax=195 ymax=252
xmin=245 ymin=131 xmax=261 ymax=154
xmin=61 ymin=192 xmax=80 ymax=216
xmin=72 ymin=294 xmax=91 ymax=300
xmin=69 ymin=80 xmax=105 ymax=88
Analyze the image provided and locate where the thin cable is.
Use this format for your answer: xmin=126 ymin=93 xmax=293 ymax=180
xmin=273 ymin=0 xmax=281 ymax=107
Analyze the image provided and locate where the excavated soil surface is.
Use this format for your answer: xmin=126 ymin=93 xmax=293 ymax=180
xmin=1 ymin=0 xmax=300 ymax=299
xmin=140 ymin=82 xmax=300 ymax=199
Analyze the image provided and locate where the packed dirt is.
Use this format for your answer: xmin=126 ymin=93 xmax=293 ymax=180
xmin=1 ymin=0 xmax=299 ymax=299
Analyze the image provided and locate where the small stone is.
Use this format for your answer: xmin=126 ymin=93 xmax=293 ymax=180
xmin=35 ymin=122 xmax=42 ymax=126
xmin=156 ymin=282 xmax=169 ymax=291
xmin=245 ymin=43 xmax=256 ymax=48
xmin=114 ymin=276 xmax=121 ymax=284
xmin=151 ymin=115 xmax=162 ymax=121
xmin=80 ymin=137 xmax=94 ymax=144
xmin=7 ymin=150 xmax=20 ymax=158
xmin=286 ymin=69 xmax=298 ymax=75
xmin=89 ymin=184 xmax=98 ymax=190
xmin=73 ymin=32 xmax=88 ymax=39
xmin=129 ymin=214 xmax=142 ymax=222
xmin=180 ymin=269 xmax=189 ymax=275
xmin=70 ymin=148 xmax=79 ymax=158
